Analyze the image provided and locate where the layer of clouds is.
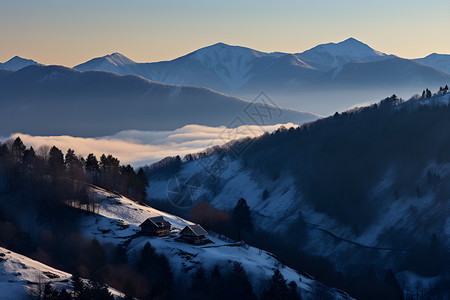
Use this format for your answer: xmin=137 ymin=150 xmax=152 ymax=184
xmin=4 ymin=123 xmax=297 ymax=167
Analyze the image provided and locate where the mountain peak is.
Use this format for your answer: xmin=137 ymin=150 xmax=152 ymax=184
xmin=341 ymin=37 xmax=362 ymax=44
xmin=103 ymin=52 xmax=135 ymax=64
xmin=297 ymin=37 xmax=387 ymax=71
xmin=74 ymin=52 xmax=135 ymax=72
xmin=0 ymin=56 xmax=39 ymax=71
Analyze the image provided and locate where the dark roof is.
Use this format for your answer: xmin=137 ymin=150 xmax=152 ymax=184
xmin=181 ymin=224 xmax=208 ymax=236
xmin=140 ymin=216 xmax=171 ymax=228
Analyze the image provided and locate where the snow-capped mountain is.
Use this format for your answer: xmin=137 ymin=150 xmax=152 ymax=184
xmin=75 ymin=43 xmax=320 ymax=93
xmin=296 ymin=37 xmax=391 ymax=72
xmin=0 ymin=56 xmax=40 ymax=71
xmin=76 ymin=38 xmax=395 ymax=92
xmin=0 ymin=65 xmax=318 ymax=136
xmin=415 ymin=53 xmax=450 ymax=75
xmin=74 ymin=52 xmax=137 ymax=74
xmin=72 ymin=38 xmax=450 ymax=115
xmin=321 ymin=57 xmax=450 ymax=87
xmin=0 ymin=247 xmax=124 ymax=299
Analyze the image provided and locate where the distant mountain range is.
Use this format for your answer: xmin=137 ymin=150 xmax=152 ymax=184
xmin=71 ymin=38 xmax=450 ymax=94
xmin=1 ymin=38 xmax=449 ymax=115
xmin=0 ymin=65 xmax=317 ymax=137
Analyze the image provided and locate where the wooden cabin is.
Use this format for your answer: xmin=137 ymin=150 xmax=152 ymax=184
xmin=139 ymin=216 xmax=171 ymax=237
xmin=179 ymin=224 xmax=209 ymax=245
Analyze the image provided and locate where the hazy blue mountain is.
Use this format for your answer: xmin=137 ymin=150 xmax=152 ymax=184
xmin=415 ymin=53 xmax=450 ymax=74
xmin=0 ymin=56 xmax=40 ymax=71
xmin=73 ymin=38 xmax=450 ymax=115
xmin=0 ymin=65 xmax=318 ymax=136
xmin=320 ymin=57 xmax=450 ymax=88
xmin=75 ymin=42 xmax=321 ymax=93
xmin=296 ymin=37 xmax=392 ymax=72
xmin=75 ymin=38 xmax=397 ymax=93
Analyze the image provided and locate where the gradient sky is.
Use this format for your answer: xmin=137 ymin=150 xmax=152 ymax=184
xmin=1 ymin=0 xmax=449 ymax=66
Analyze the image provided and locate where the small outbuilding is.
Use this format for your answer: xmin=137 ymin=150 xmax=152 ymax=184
xmin=140 ymin=216 xmax=172 ymax=237
xmin=178 ymin=224 xmax=210 ymax=245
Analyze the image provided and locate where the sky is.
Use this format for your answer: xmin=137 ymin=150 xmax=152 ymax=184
xmin=1 ymin=0 xmax=449 ymax=66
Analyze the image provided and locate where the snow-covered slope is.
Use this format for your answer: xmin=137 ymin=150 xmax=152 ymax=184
xmin=415 ymin=53 xmax=450 ymax=75
xmin=0 ymin=247 xmax=124 ymax=299
xmin=75 ymin=53 xmax=136 ymax=74
xmin=296 ymin=37 xmax=390 ymax=71
xmin=0 ymin=56 xmax=40 ymax=71
xmin=79 ymin=186 xmax=351 ymax=299
xmin=74 ymin=43 xmax=320 ymax=93
xmin=72 ymin=38 xmax=450 ymax=115
xmin=146 ymin=93 xmax=450 ymax=294
xmin=322 ymin=57 xmax=450 ymax=87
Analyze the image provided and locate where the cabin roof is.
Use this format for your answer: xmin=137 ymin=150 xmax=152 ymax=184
xmin=181 ymin=224 xmax=208 ymax=236
xmin=140 ymin=216 xmax=171 ymax=228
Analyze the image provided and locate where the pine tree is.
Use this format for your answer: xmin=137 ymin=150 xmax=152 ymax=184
xmin=11 ymin=137 xmax=26 ymax=163
xmin=262 ymin=269 xmax=289 ymax=300
xmin=48 ymin=146 xmax=65 ymax=178
xmin=224 ymin=262 xmax=256 ymax=300
xmin=85 ymin=153 xmax=100 ymax=184
xmin=232 ymin=198 xmax=253 ymax=240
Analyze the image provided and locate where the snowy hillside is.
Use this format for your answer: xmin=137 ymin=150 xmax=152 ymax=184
xmin=146 ymin=92 xmax=450 ymax=296
xmin=0 ymin=247 xmax=124 ymax=299
xmin=0 ymin=56 xmax=40 ymax=71
xmin=79 ymin=187 xmax=352 ymax=299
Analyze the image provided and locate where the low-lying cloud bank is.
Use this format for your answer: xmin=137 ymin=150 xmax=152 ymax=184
xmin=5 ymin=123 xmax=297 ymax=167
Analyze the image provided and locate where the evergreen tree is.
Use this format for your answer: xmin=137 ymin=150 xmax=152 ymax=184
xmin=48 ymin=146 xmax=65 ymax=178
xmin=65 ymin=149 xmax=84 ymax=182
xmin=136 ymin=167 xmax=148 ymax=202
xmin=224 ymin=262 xmax=256 ymax=300
xmin=11 ymin=137 xmax=26 ymax=163
xmin=262 ymin=269 xmax=289 ymax=300
xmin=232 ymin=198 xmax=253 ymax=240
xmin=85 ymin=153 xmax=100 ymax=184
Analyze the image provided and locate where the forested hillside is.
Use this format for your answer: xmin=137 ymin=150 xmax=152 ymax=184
xmin=145 ymin=87 xmax=450 ymax=299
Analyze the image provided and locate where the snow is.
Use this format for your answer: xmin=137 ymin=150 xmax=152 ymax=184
xmin=189 ymin=43 xmax=266 ymax=90
xmin=414 ymin=53 xmax=450 ymax=74
xmin=0 ymin=56 xmax=39 ymax=71
xmin=78 ymin=186 xmax=352 ymax=299
xmin=147 ymin=137 xmax=450 ymax=291
xmin=0 ymin=247 xmax=124 ymax=299
xmin=74 ymin=53 xmax=136 ymax=74
xmin=297 ymin=37 xmax=389 ymax=71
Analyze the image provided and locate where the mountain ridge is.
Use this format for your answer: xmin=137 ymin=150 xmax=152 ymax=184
xmin=0 ymin=64 xmax=318 ymax=136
